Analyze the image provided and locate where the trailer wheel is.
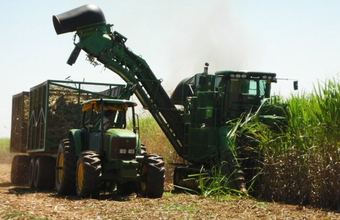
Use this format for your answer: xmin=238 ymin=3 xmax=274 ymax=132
xmin=76 ymin=151 xmax=101 ymax=198
xmin=139 ymin=154 xmax=165 ymax=198
xmin=28 ymin=157 xmax=37 ymax=188
xmin=11 ymin=155 xmax=30 ymax=185
xmin=56 ymin=139 xmax=77 ymax=195
xmin=34 ymin=156 xmax=56 ymax=190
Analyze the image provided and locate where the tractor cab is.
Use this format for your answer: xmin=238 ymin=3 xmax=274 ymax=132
xmin=81 ymin=99 xmax=137 ymax=132
xmin=80 ymin=99 xmax=139 ymax=156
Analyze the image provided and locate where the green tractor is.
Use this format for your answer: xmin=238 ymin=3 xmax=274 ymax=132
xmin=55 ymin=99 xmax=165 ymax=198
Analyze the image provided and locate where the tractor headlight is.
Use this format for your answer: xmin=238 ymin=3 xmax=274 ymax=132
xmin=128 ymin=149 xmax=135 ymax=154
xmin=119 ymin=149 xmax=127 ymax=154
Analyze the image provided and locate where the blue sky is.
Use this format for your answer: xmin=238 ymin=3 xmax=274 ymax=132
xmin=1 ymin=0 xmax=340 ymax=137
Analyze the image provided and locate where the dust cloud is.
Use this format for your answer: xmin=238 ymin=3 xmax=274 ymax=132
xmin=163 ymin=0 xmax=258 ymax=90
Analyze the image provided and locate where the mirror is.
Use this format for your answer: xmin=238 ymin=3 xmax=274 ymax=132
xmin=293 ymin=81 xmax=298 ymax=90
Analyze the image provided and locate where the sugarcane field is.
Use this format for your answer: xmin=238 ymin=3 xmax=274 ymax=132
xmin=2 ymin=1 xmax=340 ymax=220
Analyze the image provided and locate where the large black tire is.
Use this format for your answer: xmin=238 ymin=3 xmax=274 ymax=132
xmin=140 ymin=144 xmax=147 ymax=155
xmin=55 ymin=139 xmax=77 ymax=195
xmin=34 ymin=156 xmax=56 ymax=190
xmin=173 ymin=167 xmax=201 ymax=192
xmin=11 ymin=155 xmax=30 ymax=185
xmin=76 ymin=151 xmax=101 ymax=198
xmin=139 ymin=154 xmax=165 ymax=198
xmin=28 ymin=157 xmax=37 ymax=188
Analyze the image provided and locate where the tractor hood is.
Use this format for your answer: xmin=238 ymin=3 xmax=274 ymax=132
xmin=105 ymin=129 xmax=136 ymax=138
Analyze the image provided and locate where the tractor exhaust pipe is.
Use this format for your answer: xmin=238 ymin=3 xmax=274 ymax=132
xmin=204 ymin=62 xmax=209 ymax=74
xmin=53 ymin=4 xmax=106 ymax=35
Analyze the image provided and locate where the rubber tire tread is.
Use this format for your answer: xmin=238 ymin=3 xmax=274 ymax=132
xmin=55 ymin=139 xmax=77 ymax=195
xmin=76 ymin=151 xmax=101 ymax=198
xmin=28 ymin=157 xmax=37 ymax=188
xmin=142 ymin=154 xmax=165 ymax=198
xmin=34 ymin=156 xmax=56 ymax=190
xmin=11 ymin=155 xmax=30 ymax=185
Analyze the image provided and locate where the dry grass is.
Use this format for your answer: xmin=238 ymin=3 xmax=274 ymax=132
xmin=0 ymin=138 xmax=12 ymax=164
xmin=1 ymin=163 xmax=340 ymax=219
xmin=3 ymin=133 xmax=340 ymax=219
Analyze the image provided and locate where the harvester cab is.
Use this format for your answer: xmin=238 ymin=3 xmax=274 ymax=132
xmin=171 ymin=66 xmax=277 ymax=125
xmin=216 ymin=71 xmax=277 ymax=120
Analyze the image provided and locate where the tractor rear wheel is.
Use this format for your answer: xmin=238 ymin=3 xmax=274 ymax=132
xmin=34 ymin=156 xmax=56 ymax=190
xmin=139 ymin=154 xmax=165 ymax=198
xmin=76 ymin=151 xmax=101 ymax=198
xmin=55 ymin=139 xmax=77 ymax=195
xmin=11 ymin=155 xmax=30 ymax=185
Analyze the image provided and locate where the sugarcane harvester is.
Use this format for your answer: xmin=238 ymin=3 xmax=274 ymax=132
xmin=53 ymin=5 xmax=279 ymax=191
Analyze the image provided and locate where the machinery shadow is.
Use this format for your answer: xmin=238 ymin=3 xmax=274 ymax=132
xmin=0 ymin=181 xmax=12 ymax=188
xmin=50 ymin=192 xmax=137 ymax=202
xmin=6 ymin=186 xmax=55 ymax=195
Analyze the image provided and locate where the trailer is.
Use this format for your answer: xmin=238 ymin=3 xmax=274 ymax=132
xmin=10 ymin=80 xmax=129 ymax=188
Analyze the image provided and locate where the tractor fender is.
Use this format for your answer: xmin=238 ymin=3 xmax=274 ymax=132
xmin=68 ymin=129 xmax=83 ymax=156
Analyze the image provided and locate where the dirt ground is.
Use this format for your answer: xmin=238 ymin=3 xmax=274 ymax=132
xmin=1 ymin=162 xmax=340 ymax=220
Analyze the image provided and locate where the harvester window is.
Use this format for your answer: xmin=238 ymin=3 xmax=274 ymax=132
xmin=230 ymin=79 xmax=240 ymax=93
xmin=233 ymin=79 xmax=267 ymax=97
xmin=259 ymin=81 xmax=266 ymax=97
xmin=248 ymin=81 xmax=257 ymax=95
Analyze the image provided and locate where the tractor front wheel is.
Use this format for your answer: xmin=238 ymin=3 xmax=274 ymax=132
xmin=76 ymin=151 xmax=101 ymax=198
xmin=139 ymin=154 xmax=165 ymax=198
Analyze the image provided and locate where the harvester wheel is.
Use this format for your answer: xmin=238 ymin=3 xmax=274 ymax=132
xmin=173 ymin=167 xmax=185 ymax=191
xmin=11 ymin=155 xmax=30 ymax=185
xmin=173 ymin=167 xmax=199 ymax=191
xmin=76 ymin=151 xmax=101 ymax=198
xmin=34 ymin=156 xmax=56 ymax=190
xmin=55 ymin=139 xmax=77 ymax=195
xmin=139 ymin=154 xmax=165 ymax=198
